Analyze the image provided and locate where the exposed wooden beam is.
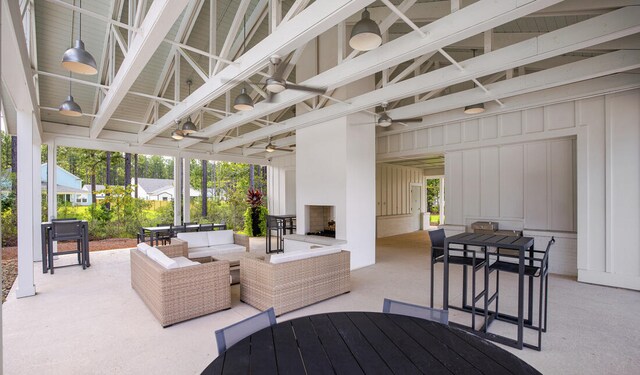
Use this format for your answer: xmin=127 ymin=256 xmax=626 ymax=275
xmin=184 ymin=0 xmax=565 ymax=149
xmin=1 ymin=0 xmax=42 ymax=137
xmin=138 ymin=0 xmax=376 ymax=145
xmin=348 ymin=0 xmax=640 ymax=24
xmin=212 ymin=0 xmax=252 ymax=75
xmin=213 ymin=7 xmax=640 ymax=152
xmin=376 ymin=75 xmax=640 ymax=158
xmin=44 ymin=0 xmax=139 ymax=31
xmin=387 ymin=50 xmax=640 ymax=122
xmin=90 ymin=0 xmax=190 ymax=139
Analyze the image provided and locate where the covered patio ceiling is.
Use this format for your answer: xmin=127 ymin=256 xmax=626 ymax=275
xmin=3 ymin=0 xmax=639 ymax=164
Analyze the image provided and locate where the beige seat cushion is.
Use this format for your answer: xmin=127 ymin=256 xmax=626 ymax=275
xmin=269 ymin=246 xmax=342 ymax=264
xmin=173 ymin=256 xmax=200 ymax=268
xmin=189 ymin=244 xmax=246 ymax=258
xmin=207 ymin=230 xmax=235 ymax=246
xmin=176 ymin=232 xmax=209 ymax=248
xmin=146 ymin=247 xmax=178 ymax=269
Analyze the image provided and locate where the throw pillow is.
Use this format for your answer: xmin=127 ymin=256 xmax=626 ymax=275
xmin=147 ymin=247 xmax=179 ymax=269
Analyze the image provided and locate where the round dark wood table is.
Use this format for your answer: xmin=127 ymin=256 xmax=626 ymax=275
xmin=202 ymin=311 xmax=540 ymax=374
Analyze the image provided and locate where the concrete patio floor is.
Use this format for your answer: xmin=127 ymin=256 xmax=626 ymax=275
xmin=3 ymin=232 xmax=640 ymax=374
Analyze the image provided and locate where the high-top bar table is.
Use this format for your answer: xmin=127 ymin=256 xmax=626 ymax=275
xmin=202 ymin=311 xmax=541 ymax=374
xmin=443 ymin=232 xmax=535 ymax=349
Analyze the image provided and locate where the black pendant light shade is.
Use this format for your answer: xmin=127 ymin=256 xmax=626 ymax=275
xmin=59 ymin=95 xmax=83 ymax=117
xmin=464 ymin=103 xmax=485 ymax=114
xmin=234 ymin=88 xmax=254 ymax=111
xmin=349 ymin=9 xmax=382 ymax=51
xmin=377 ymin=112 xmax=393 ymax=127
xmin=62 ymin=1 xmax=97 ymax=75
xmin=181 ymin=117 xmax=197 ymax=134
xmin=62 ymin=39 xmax=97 ymax=75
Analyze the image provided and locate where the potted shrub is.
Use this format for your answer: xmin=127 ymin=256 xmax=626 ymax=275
xmin=244 ymin=188 xmax=266 ymax=236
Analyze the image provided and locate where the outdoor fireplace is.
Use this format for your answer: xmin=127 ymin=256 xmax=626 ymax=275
xmin=305 ymin=205 xmax=336 ymax=238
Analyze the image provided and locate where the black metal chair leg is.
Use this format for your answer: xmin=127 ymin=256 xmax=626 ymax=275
xmin=543 ymin=272 xmax=549 ymax=332
xmin=471 ymin=260 xmax=476 ymax=330
xmin=494 ymin=268 xmax=500 ymax=317
xmin=430 ymin=260 xmax=435 ymax=308
xmin=462 ymin=265 xmax=468 ymax=307
xmin=48 ymin=238 xmax=54 ymax=275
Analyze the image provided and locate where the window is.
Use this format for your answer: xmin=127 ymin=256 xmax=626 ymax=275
xmin=162 ymin=197 xmax=168 ymax=201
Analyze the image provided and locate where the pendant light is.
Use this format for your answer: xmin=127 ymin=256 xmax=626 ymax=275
xmin=171 ymin=129 xmax=184 ymax=140
xmin=233 ymin=16 xmax=254 ymax=111
xmin=59 ymin=73 xmax=83 ymax=117
xmin=349 ymin=8 xmax=382 ymax=51
xmin=181 ymin=80 xmax=197 ymax=134
xmin=464 ymin=103 xmax=485 ymax=114
xmin=234 ymin=88 xmax=254 ymax=111
xmin=62 ymin=0 xmax=97 ymax=75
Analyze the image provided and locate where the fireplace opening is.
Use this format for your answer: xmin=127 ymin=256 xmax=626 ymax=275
xmin=305 ymin=205 xmax=336 ymax=238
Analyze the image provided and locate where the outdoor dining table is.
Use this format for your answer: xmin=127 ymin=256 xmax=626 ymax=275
xmin=443 ymin=232 xmax=535 ymax=350
xmin=202 ymin=311 xmax=541 ymax=374
xmin=41 ymin=220 xmax=90 ymax=273
xmin=140 ymin=223 xmax=226 ymax=246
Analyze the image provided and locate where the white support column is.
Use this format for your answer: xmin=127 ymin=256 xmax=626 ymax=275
xmin=174 ymin=156 xmax=183 ymax=225
xmin=16 ymin=110 xmax=37 ymax=298
xmin=47 ymin=141 xmax=57 ymax=221
xmin=439 ymin=177 xmax=445 ymax=225
xmin=182 ymin=157 xmax=190 ymax=223
xmin=45 ymin=141 xmax=57 ymax=261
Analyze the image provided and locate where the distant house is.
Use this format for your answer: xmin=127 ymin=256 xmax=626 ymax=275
xmin=79 ymin=184 xmax=106 ymax=206
xmin=134 ymin=178 xmax=200 ymax=201
xmin=38 ymin=164 xmax=87 ymax=204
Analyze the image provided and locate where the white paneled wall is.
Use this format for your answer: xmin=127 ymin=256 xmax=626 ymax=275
xmin=267 ymin=155 xmax=296 ymax=215
xmin=377 ymin=87 xmax=640 ymax=289
xmin=444 ymin=139 xmax=575 ymax=232
xmin=375 ymin=163 xmax=423 ymax=216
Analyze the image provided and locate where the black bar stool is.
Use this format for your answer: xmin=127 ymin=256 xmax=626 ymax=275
xmin=48 ymin=220 xmax=86 ymax=274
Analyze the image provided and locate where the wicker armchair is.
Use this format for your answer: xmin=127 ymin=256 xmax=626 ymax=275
xmin=130 ymin=241 xmax=231 ymax=327
xmin=240 ymin=250 xmax=351 ymax=316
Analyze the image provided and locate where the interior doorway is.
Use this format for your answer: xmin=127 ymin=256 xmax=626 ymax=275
xmin=425 ymin=177 xmax=444 ymax=226
xmin=410 ymin=184 xmax=422 ymax=228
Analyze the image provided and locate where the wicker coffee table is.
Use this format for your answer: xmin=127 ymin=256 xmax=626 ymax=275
xmin=211 ymin=252 xmax=264 ymax=284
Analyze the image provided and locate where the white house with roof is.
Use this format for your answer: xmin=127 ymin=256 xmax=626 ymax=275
xmin=134 ymin=178 xmax=200 ymax=201
xmin=79 ymin=184 xmax=106 ymax=206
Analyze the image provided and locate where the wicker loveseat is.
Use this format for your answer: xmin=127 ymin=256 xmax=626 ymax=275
xmin=130 ymin=241 xmax=231 ymax=327
xmin=240 ymin=249 xmax=351 ymax=316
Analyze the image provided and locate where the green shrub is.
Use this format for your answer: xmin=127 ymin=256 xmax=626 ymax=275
xmin=243 ymin=206 xmax=268 ymax=237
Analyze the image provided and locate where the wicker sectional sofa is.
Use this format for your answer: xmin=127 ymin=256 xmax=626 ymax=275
xmin=173 ymin=230 xmax=249 ymax=258
xmin=240 ymin=250 xmax=351 ymax=316
xmin=130 ymin=241 xmax=231 ymax=327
